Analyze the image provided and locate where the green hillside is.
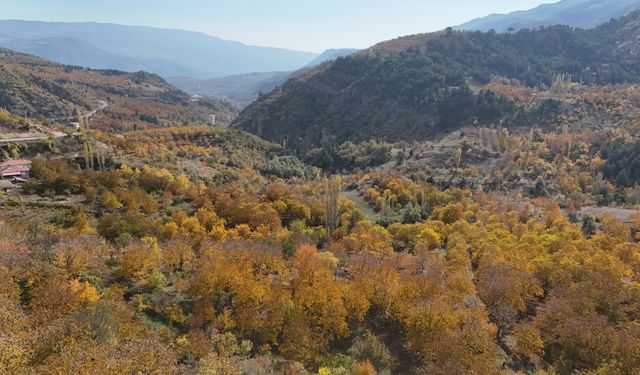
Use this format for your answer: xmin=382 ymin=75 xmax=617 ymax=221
xmin=233 ymin=11 xmax=640 ymax=150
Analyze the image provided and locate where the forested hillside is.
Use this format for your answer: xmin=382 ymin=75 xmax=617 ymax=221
xmin=4 ymin=5 xmax=640 ymax=375
xmin=234 ymin=11 xmax=640 ymax=150
xmin=0 ymin=48 xmax=237 ymax=131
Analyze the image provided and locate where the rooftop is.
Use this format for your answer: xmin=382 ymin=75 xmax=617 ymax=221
xmin=0 ymin=165 xmax=30 ymax=176
xmin=0 ymin=159 xmax=31 ymax=168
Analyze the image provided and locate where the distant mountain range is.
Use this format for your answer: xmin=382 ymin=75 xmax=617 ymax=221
xmin=303 ymin=49 xmax=360 ymax=68
xmin=168 ymin=48 xmax=359 ymax=106
xmin=457 ymin=0 xmax=640 ymax=32
xmin=0 ymin=20 xmax=318 ymax=79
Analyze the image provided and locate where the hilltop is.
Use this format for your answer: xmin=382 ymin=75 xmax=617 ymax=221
xmin=303 ymin=48 xmax=360 ymax=68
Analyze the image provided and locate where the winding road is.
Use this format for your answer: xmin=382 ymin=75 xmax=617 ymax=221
xmin=84 ymin=100 xmax=108 ymax=120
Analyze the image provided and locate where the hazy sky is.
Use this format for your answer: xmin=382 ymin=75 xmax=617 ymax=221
xmin=3 ymin=0 xmax=557 ymax=52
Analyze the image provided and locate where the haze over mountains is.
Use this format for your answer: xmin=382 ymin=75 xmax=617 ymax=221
xmin=168 ymin=48 xmax=360 ymax=106
xmin=0 ymin=20 xmax=360 ymax=105
xmin=3 ymin=0 xmax=635 ymax=107
xmin=458 ymin=0 xmax=640 ymax=32
xmin=0 ymin=20 xmax=318 ymax=79
xmin=303 ymin=49 xmax=360 ymax=68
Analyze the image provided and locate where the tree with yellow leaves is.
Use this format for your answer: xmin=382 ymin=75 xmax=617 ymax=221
xmin=341 ymin=221 xmax=393 ymax=255
xmin=101 ymin=191 xmax=122 ymax=210
xmin=118 ymin=236 xmax=161 ymax=279
xmin=280 ymin=244 xmax=350 ymax=366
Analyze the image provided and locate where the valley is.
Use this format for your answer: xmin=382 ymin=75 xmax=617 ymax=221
xmin=2 ymin=1 xmax=640 ymax=374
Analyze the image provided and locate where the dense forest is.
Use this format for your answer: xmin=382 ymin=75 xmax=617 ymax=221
xmin=3 ymin=153 xmax=640 ymax=374
xmin=3 ymin=5 xmax=640 ymax=375
xmin=2 ymin=90 xmax=640 ymax=373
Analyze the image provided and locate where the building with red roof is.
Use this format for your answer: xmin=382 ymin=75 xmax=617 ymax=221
xmin=0 ymin=159 xmax=31 ymax=180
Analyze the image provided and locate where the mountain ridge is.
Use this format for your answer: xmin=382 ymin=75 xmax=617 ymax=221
xmin=457 ymin=0 xmax=640 ymax=32
xmin=0 ymin=20 xmax=318 ymax=79
xmin=233 ymin=10 xmax=640 ymax=150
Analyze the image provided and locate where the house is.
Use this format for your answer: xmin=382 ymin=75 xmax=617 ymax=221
xmin=0 ymin=159 xmax=31 ymax=180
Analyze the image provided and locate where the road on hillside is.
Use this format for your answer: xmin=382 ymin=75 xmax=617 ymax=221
xmin=0 ymin=132 xmax=68 ymax=145
xmin=84 ymin=100 xmax=108 ymax=119
xmin=0 ymin=100 xmax=108 ymax=145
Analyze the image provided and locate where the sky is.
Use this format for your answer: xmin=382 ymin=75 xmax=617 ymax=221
xmin=2 ymin=0 xmax=557 ymax=52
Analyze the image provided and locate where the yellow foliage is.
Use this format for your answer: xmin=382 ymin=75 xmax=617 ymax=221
xmin=351 ymin=360 xmax=377 ymax=375
xmin=415 ymin=227 xmax=441 ymax=251
xmin=100 ymin=191 xmax=122 ymax=209
xmin=119 ymin=238 xmax=161 ymax=278
xmin=0 ymin=333 xmax=30 ymax=373
xmin=342 ymin=221 xmax=393 ymax=255
xmin=512 ymin=323 xmax=544 ymax=360
xmin=70 ymin=279 xmax=100 ymax=303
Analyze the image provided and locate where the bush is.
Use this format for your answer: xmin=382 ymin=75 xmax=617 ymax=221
xmin=97 ymin=212 xmax=160 ymax=242
xmin=305 ymin=141 xmax=392 ymax=172
xmin=26 ymin=159 xmax=86 ymax=195
xmin=258 ymin=156 xmax=310 ymax=178
xmin=349 ymin=331 xmax=396 ymax=371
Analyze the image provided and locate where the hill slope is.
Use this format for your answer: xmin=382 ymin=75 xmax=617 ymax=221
xmin=457 ymin=0 xmax=640 ymax=32
xmin=233 ymin=11 xmax=640 ymax=150
xmin=0 ymin=48 xmax=237 ymax=131
xmin=303 ymin=48 xmax=360 ymax=68
xmin=0 ymin=20 xmax=318 ymax=79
